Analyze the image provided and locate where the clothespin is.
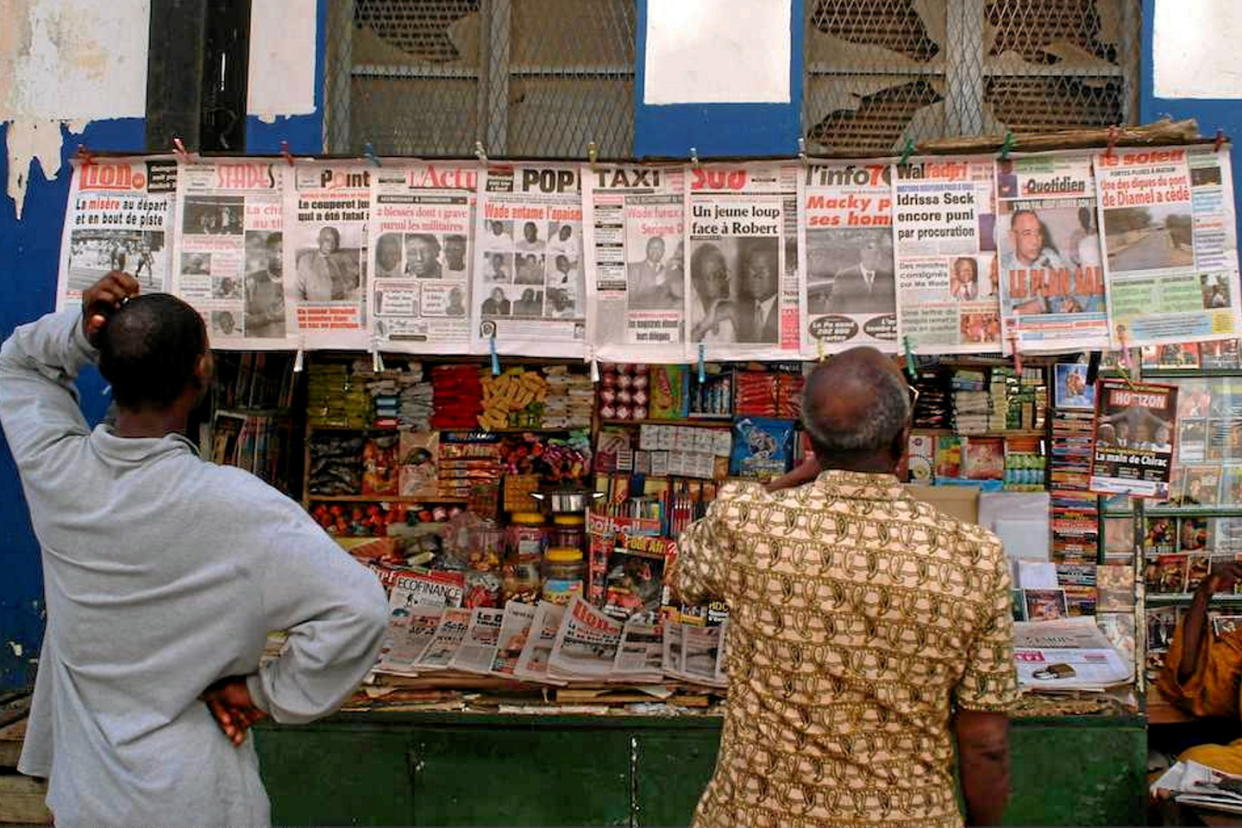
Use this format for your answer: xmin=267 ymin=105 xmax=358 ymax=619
xmin=901 ymin=336 xmax=916 ymax=379
xmin=363 ymin=142 xmax=382 ymax=167
xmin=816 ymin=336 xmax=825 ymax=362
xmin=1104 ymin=125 xmax=1118 ymax=159
xmin=1008 ymin=332 xmax=1022 ymax=373
xmin=898 ymin=138 xmax=915 ymax=167
xmin=797 ymin=137 xmax=808 ymax=166
xmin=75 ymin=145 xmax=96 ymax=167
xmin=474 ymin=140 xmax=488 ymax=165
xmin=370 ymin=337 xmax=384 ymax=373
xmin=587 ymin=140 xmax=598 ymax=170
xmin=1215 ymin=129 xmax=1226 ymax=154
xmin=998 ymin=131 xmax=1014 ymax=160
xmin=293 ymin=334 xmax=305 ymax=373
xmin=1085 ymin=350 xmax=1101 ymax=385
xmin=697 ymin=343 xmax=706 ymax=383
xmin=279 ymin=140 xmax=295 ymax=166
xmin=172 ymin=137 xmax=194 ymax=164
xmin=690 ymin=147 xmax=700 ymax=169
xmin=489 ymin=333 xmax=500 ymax=375
xmin=589 ymin=357 xmax=600 ymax=383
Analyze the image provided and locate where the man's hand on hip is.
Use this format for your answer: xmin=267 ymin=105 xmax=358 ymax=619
xmin=201 ymin=676 xmax=267 ymax=746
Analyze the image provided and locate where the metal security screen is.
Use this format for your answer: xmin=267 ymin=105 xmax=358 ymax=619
xmin=325 ymin=0 xmax=636 ymax=158
xmin=804 ymin=0 xmax=1142 ymax=155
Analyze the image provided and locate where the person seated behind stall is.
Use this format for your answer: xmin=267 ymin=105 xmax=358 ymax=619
xmin=0 ymin=273 xmax=387 ymax=826
xmin=1157 ymin=562 xmax=1242 ymax=773
xmin=673 ymin=347 xmax=1017 ymax=828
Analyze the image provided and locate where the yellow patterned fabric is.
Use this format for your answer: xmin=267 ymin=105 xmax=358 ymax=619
xmin=676 ymin=470 xmax=1019 ymax=828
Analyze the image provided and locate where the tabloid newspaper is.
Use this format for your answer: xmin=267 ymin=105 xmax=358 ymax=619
xmin=893 ymin=157 xmax=1004 ymax=354
xmin=662 ymin=620 xmax=728 ymax=687
xmin=56 ymin=157 xmax=178 ymax=310
xmin=390 ymin=569 xmax=465 ymax=608
xmin=686 ymin=163 xmax=802 ymax=360
xmin=173 ymin=161 xmax=291 ymax=348
xmin=472 ymin=163 xmax=586 ymax=357
xmin=798 ymin=161 xmax=898 ymax=354
xmin=609 ymin=619 xmax=665 ymax=684
xmin=369 ymin=163 xmax=476 ymax=353
xmin=547 ymin=596 xmax=624 ymax=681
xmin=514 ymin=601 xmax=567 ymax=684
xmin=583 ymin=164 xmax=688 ymax=362
xmin=995 ymin=155 xmax=1110 ymax=352
xmin=448 ymin=606 xmax=505 ymax=675
xmin=1095 ymin=146 xmax=1242 ymax=347
xmin=488 ymin=600 xmax=538 ymax=679
xmin=1012 ymin=617 xmax=1131 ymax=690
xmin=374 ymin=594 xmax=443 ymax=676
xmin=1089 ymin=379 xmax=1179 ymax=498
xmin=413 ymin=606 xmax=472 ymax=672
xmin=283 ymin=163 xmax=370 ymax=348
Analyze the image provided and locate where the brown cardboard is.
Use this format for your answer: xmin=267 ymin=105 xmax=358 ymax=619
xmin=904 ymin=484 xmax=980 ymax=525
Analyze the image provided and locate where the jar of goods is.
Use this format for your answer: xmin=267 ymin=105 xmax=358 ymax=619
xmin=468 ymin=522 xmax=505 ymax=572
xmin=504 ymin=513 xmax=547 ymax=603
xmin=549 ymin=513 xmax=586 ymax=553
xmin=541 ymin=546 xmax=586 ymax=605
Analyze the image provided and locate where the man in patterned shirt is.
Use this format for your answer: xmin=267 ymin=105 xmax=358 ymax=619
xmin=675 ymin=347 xmax=1019 ymax=828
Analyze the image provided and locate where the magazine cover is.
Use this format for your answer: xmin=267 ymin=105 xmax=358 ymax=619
xmin=1090 ymin=379 xmax=1179 ymax=498
xmin=1023 ymin=588 xmax=1069 ymax=621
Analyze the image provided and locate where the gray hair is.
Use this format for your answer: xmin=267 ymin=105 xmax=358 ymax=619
xmin=800 ymin=360 xmax=910 ymax=454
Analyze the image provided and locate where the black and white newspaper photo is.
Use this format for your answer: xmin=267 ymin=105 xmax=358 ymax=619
xmin=687 ymin=163 xmax=801 ymax=360
xmin=56 ymin=157 xmax=177 ymax=309
xmin=472 ymin=164 xmax=586 ymax=358
xmin=370 ymin=163 xmax=475 ymax=353
xmin=583 ymin=164 xmax=687 ymax=362
xmin=173 ymin=161 xmax=291 ymax=348
xmin=798 ymin=161 xmax=897 ymax=355
xmin=893 ymin=158 xmax=1001 ymax=354
xmin=1095 ymin=146 xmax=1242 ymax=347
xmin=284 ymin=162 xmax=370 ymax=349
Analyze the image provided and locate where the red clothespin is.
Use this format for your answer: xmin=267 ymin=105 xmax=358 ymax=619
xmin=1215 ymin=129 xmax=1226 ymax=154
xmin=1104 ymin=125 xmax=1118 ymax=159
xmin=75 ymin=145 xmax=96 ymax=166
xmin=1008 ymin=332 xmax=1022 ymax=373
xmin=279 ymin=140 xmax=295 ymax=166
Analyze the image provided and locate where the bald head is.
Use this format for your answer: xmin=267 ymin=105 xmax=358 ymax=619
xmin=801 ymin=347 xmax=911 ymax=470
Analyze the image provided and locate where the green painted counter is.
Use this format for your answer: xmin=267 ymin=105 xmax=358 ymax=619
xmin=254 ymin=711 xmax=1145 ymax=826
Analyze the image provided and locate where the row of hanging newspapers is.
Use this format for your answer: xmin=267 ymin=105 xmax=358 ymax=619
xmin=55 ymin=147 xmax=1241 ymax=361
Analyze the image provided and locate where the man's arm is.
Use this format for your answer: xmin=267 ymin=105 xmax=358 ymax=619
xmin=955 ymin=710 xmax=1010 ymax=826
xmin=1176 ymin=562 xmax=1242 ymax=684
xmin=669 ymin=487 xmax=738 ymax=606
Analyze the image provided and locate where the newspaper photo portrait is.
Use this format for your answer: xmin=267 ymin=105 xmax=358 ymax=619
xmin=995 ymin=154 xmax=1109 ymax=353
xmin=1090 ymin=379 xmax=1180 ymax=499
xmin=56 ymin=157 xmax=178 ymax=311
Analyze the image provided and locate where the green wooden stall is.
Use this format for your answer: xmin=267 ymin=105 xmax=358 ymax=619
xmin=255 ymin=711 xmax=1145 ymax=826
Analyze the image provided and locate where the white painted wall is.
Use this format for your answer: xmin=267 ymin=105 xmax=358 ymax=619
xmin=246 ymin=0 xmax=317 ymax=123
xmin=1153 ymin=0 xmax=1242 ymax=99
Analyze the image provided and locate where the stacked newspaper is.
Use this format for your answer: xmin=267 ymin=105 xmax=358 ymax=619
xmin=663 ymin=620 xmax=728 ymax=688
xmin=1152 ymin=761 xmax=1242 ymax=815
xmin=1013 ymin=617 xmax=1131 ymax=692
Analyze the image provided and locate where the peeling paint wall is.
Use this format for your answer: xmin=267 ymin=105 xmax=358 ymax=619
xmin=247 ymin=0 xmax=318 ymax=124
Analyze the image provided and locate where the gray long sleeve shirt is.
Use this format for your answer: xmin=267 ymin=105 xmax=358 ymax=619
xmin=0 ymin=309 xmax=388 ymax=827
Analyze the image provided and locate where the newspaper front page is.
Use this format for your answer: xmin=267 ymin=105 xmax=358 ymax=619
xmin=610 ymin=619 xmax=664 ymax=684
xmin=514 ymin=602 xmax=566 ymax=684
xmin=448 ymin=606 xmax=505 ymax=675
xmin=547 ymin=596 xmax=623 ymax=681
xmin=370 ymin=163 xmax=475 ymax=353
xmin=375 ymin=592 xmax=443 ymax=676
xmin=798 ymin=161 xmax=898 ymax=355
xmin=687 ymin=163 xmax=801 ymax=360
xmin=893 ymin=158 xmax=1003 ymax=354
xmin=57 ymin=157 xmax=178 ymax=310
xmin=284 ymin=163 xmax=370 ymax=348
xmin=489 ymin=600 xmax=538 ymax=679
xmin=174 ymin=161 xmax=291 ymax=349
xmin=995 ymin=155 xmax=1109 ymax=352
xmin=414 ymin=606 xmax=472 ymax=672
xmin=583 ymin=164 xmax=687 ymax=362
xmin=1012 ymin=617 xmax=1131 ymax=690
xmin=472 ymin=163 xmax=586 ymax=357
xmin=1090 ymin=379 xmax=1179 ymax=499
xmin=1096 ymin=146 xmax=1242 ymax=347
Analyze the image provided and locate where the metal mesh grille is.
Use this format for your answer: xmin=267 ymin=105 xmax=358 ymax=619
xmin=326 ymin=0 xmax=635 ymax=157
xmin=805 ymin=0 xmax=1141 ymax=154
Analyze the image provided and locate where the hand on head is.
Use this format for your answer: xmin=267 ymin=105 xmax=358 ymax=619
xmin=82 ymin=271 xmax=141 ymax=346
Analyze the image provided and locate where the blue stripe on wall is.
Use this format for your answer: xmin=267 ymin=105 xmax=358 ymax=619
xmin=0 ymin=118 xmax=146 ymax=690
xmin=634 ymin=0 xmax=804 ymax=158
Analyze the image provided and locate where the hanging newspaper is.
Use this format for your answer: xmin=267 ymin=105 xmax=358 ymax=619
xmin=370 ymin=163 xmax=476 ymax=353
xmin=798 ymin=161 xmax=897 ymax=355
xmin=546 ymin=596 xmax=623 ymax=681
xmin=583 ymin=164 xmax=687 ymax=362
xmin=284 ymin=162 xmax=370 ymax=349
xmin=174 ymin=161 xmax=290 ymax=348
xmin=57 ymin=157 xmax=178 ymax=311
xmin=1012 ymin=617 xmax=1131 ymax=690
xmin=1090 ymin=379 xmax=1179 ymax=499
xmin=687 ymin=163 xmax=801 ymax=360
xmin=514 ymin=602 xmax=567 ymax=685
xmin=892 ymin=158 xmax=1001 ymax=354
xmin=472 ymin=163 xmax=586 ymax=357
xmin=1096 ymin=146 xmax=1242 ymax=346
xmin=995 ymin=155 xmax=1109 ymax=353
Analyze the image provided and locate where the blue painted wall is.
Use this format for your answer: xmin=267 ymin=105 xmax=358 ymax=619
xmin=244 ymin=0 xmax=327 ymax=155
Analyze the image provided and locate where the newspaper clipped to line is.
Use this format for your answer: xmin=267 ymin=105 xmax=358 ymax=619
xmin=284 ymin=163 xmax=370 ymax=348
xmin=798 ymin=161 xmax=897 ymax=355
xmin=174 ymin=161 xmax=291 ymax=348
xmin=583 ymin=164 xmax=687 ymax=362
xmin=996 ymin=154 xmax=1109 ymax=352
xmin=414 ymin=606 xmax=472 ymax=672
xmin=56 ymin=157 xmax=178 ymax=311
xmin=1089 ymin=379 xmax=1179 ymax=499
xmin=472 ymin=163 xmax=586 ymax=357
xmin=1012 ymin=617 xmax=1131 ymax=690
xmin=369 ymin=163 xmax=476 ymax=353
xmin=687 ymin=163 xmax=801 ymax=360
xmin=1095 ymin=146 xmax=1242 ymax=347
xmin=547 ymin=596 xmax=623 ymax=681
xmin=893 ymin=157 xmax=1002 ymax=354
xmin=489 ymin=600 xmax=538 ymax=680
xmin=514 ymin=602 xmax=566 ymax=685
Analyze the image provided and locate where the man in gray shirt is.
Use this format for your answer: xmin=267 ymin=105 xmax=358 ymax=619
xmin=0 ymin=272 xmax=387 ymax=826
